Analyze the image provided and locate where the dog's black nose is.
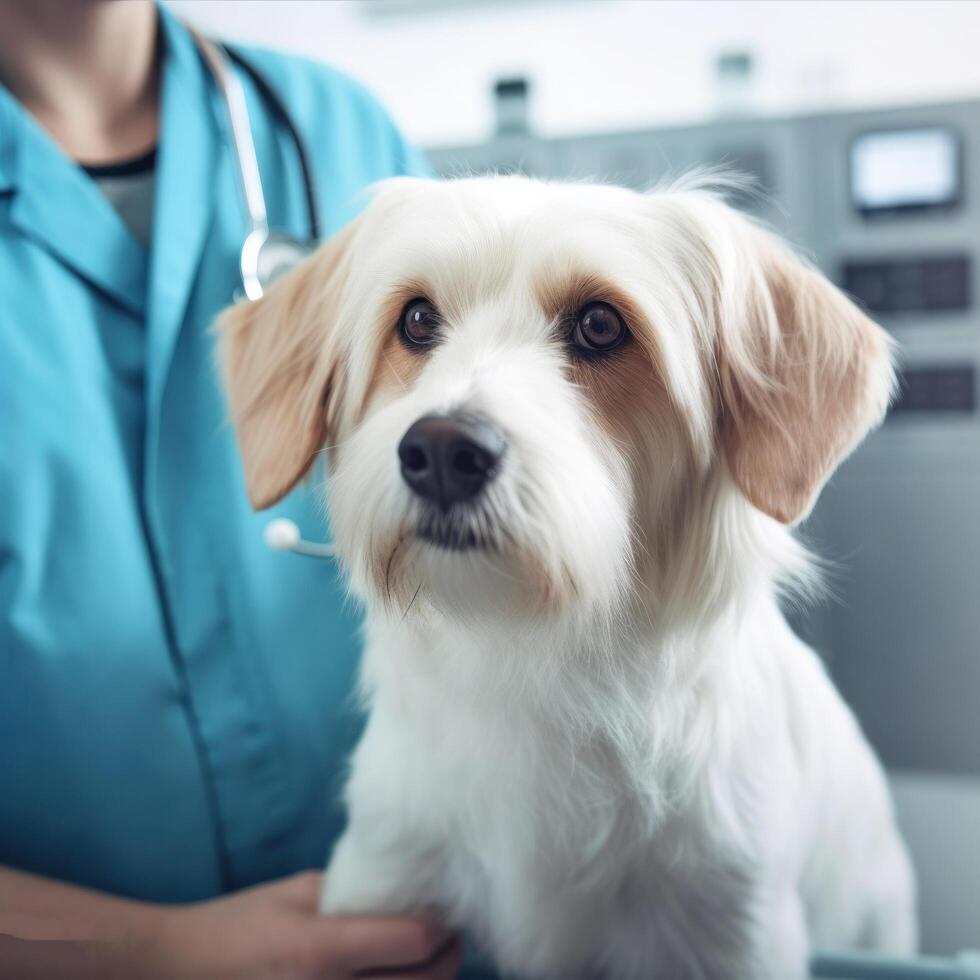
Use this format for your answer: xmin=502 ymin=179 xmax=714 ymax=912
xmin=398 ymin=413 xmax=505 ymax=510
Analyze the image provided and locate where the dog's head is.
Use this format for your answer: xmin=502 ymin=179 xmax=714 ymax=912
xmin=218 ymin=176 xmax=893 ymax=627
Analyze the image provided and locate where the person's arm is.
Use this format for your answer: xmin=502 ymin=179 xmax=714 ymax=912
xmin=0 ymin=867 xmax=460 ymax=979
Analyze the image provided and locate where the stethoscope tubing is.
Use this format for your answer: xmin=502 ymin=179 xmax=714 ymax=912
xmin=222 ymin=45 xmax=321 ymax=243
xmin=187 ymin=25 xmax=321 ymax=301
xmin=189 ymin=28 xmax=270 ymax=236
xmin=188 ymin=30 xmax=334 ymax=556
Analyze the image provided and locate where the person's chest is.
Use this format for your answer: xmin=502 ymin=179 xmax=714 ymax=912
xmin=0 ymin=159 xmax=364 ymax=900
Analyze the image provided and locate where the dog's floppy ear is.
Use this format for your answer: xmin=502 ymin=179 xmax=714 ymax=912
xmin=716 ymin=218 xmax=895 ymax=525
xmin=216 ymin=221 xmax=357 ymax=511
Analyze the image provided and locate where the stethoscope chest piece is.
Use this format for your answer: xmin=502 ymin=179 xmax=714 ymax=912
xmin=241 ymin=228 xmax=314 ymax=301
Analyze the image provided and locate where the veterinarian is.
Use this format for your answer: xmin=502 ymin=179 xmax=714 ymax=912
xmin=0 ymin=2 xmax=464 ymax=976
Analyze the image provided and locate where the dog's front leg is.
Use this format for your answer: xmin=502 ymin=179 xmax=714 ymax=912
xmin=319 ymin=706 xmax=444 ymax=917
xmin=740 ymin=887 xmax=808 ymax=980
xmin=320 ymin=822 xmax=441 ymax=916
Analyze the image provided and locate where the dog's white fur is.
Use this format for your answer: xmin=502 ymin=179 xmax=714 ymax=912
xmin=218 ymin=176 xmax=916 ymax=979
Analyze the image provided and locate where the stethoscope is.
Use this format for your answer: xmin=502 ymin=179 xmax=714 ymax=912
xmin=192 ymin=30 xmax=335 ymax=559
xmin=190 ymin=29 xmax=320 ymax=302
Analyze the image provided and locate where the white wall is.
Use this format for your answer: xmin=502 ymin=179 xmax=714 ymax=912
xmin=169 ymin=0 xmax=980 ymax=147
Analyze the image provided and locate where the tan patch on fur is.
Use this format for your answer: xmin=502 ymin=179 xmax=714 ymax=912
xmin=358 ymin=283 xmax=431 ymax=424
xmin=537 ymin=271 xmax=634 ymax=328
xmin=535 ymin=270 xmax=675 ymax=444
xmin=375 ymin=527 xmax=416 ymax=612
xmin=719 ymin=228 xmax=894 ymax=525
xmin=510 ymin=543 xmax=578 ymax=616
xmin=536 ymin=269 xmax=687 ymax=581
xmin=572 ymin=340 xmax=674 ymax=446
xmin=216 ymin=220 xmax=359 ymax=510
xmin=366 ymin=329 xmax=425 ymax=407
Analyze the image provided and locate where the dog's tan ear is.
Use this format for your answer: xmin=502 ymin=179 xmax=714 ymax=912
xmin=216 ymin=222 xmax=357 ymax=511
xmin=718 ymin=223 xmax=895 ymax=525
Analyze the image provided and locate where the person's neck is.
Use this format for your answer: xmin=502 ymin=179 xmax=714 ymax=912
xmin=0 ymin=0 xmax=160 ymax=165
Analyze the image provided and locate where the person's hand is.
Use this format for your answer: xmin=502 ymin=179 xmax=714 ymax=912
xmin=144 ymin=871 xmax=461 ymax=980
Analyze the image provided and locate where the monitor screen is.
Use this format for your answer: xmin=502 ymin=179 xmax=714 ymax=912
xmin=850 ymin=127 xmax=961 ymax=215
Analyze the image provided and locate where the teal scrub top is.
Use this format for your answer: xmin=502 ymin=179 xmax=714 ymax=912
xmin=0 ymin=5 xmax=430 ymax=902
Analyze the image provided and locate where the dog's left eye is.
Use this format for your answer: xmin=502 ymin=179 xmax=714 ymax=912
xmin=400 ymin=299 xmax=442 ymax=348
xmin=571 ymin=302 xmax=627 ymax=354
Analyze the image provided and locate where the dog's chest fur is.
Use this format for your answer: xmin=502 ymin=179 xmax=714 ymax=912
xmin=435 ymin=781 xmax=761 ymax=979
xmin=336 ymin=613 xmax=791 ymax=979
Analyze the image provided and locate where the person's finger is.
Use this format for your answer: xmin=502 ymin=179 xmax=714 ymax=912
xmin=354 ymin=937 xmax=462 ymax=979
xmin=410 ymin=937 xmax=462 ymax=980
xmin=277 ymin=870 xmax=323 ymax=910
xmin=428 ymin=940 xmax=463 ymax=980
xmin=318 ymin=915 xmax=453 ymax=973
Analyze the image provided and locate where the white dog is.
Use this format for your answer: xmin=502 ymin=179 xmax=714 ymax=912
xmin=218 ymin=175 xmax=916 ymax=980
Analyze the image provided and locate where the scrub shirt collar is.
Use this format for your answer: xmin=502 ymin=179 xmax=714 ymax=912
xmin=0 ymin=4 xmax=223 ymax=330
xmin=0 ymin=79 xmax=149 ymax=316
xmin=0 ymin=90 xmax=16 ymax=194
xmin=145 ymin=4 xmax=221 ymax=408
xmin=139 ymin=5 xmax=229 ymax=538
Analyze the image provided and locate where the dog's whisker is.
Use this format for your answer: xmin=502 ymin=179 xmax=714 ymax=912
xmin=384 ymin=533 xmax=405 ymax=609
xmin=382 ymin=350 xmax=408 ymax=391
xmin=401 ymin=581 xmax=422 ymax=621
xmin=314 ymin=432 xmax=358 ymax=457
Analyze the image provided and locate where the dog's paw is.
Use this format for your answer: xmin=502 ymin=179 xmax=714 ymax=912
xmin=319 ymin=842 xmax=377 ymax=914
xmin=317 ymin=872 xmax=348 ymax=915
xmin=320 ymin=831 xmax=419 ymax=916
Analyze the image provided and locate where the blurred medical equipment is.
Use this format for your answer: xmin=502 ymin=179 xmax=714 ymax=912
xmin=190 ymin=29 xmax=320 ymax=299
xmin=494 ymin=77 xmax=531 ymax=137
xmin=713 ymin=50 xmax=757 ymax=117
xmin=427 ymin=96 xmax=980 ymax=958
xmin=813 ymin=948 xmax=980 ymax=979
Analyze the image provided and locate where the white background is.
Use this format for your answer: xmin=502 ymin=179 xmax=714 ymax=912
xmin=169 ymin=0 xmax=980 ymax=147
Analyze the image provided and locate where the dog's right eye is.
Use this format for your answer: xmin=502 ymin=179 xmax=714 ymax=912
xmin=569 ymin=302 xmax=628 ymax=355
xmin=400 ymin=299 xmax=442 ymax=349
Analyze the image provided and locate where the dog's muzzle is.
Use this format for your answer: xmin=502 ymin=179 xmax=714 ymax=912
xmin=398 ymin=412 xmax=505 ymax=508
